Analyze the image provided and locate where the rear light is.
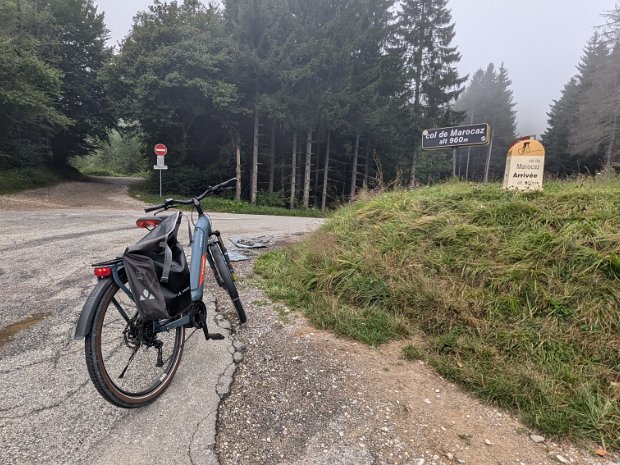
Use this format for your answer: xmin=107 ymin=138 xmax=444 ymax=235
xmin=136 ymin=219 xmax=161 ymax=229
xmin=94 ymin=267 xmax=112 ymax=278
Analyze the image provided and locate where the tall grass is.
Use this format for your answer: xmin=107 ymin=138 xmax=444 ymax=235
xmin=256 ymin=178 xmax=620 ymax=449
xmin=130 ymin=184 xmax=326 ymax=218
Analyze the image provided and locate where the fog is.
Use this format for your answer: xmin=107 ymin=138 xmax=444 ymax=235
xmin=95 ymin=0 xmax=618 ymax=137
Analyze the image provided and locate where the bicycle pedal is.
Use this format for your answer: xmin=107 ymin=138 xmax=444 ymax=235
xmin=207 ymin=332 xmax=225 ymax=340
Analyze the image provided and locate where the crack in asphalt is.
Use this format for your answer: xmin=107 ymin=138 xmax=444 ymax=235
xmin=187 ymin=408 xmax=218 ymax=465
xmin=0 ymin=345 xmax=83 ymax=376
xmin=52 ymin=331 xmax=75 ymax=369
xmin=0 ymin=378 xmax=91 ymax=420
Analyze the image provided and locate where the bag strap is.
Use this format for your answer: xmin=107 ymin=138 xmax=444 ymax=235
xmin=159 ymin=241 xmax=173 ymax=283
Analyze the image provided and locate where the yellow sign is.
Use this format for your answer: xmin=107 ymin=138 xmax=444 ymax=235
xmin=503 ymin=138 xmax=545 ymax=190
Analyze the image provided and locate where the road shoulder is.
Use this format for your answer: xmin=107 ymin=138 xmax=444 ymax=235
xmin=216 ymin=259 xmax=617 ymax=465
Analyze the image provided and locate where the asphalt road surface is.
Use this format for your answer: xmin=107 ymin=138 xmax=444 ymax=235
xmin=0 ymin=178 xmax=322 ymax=465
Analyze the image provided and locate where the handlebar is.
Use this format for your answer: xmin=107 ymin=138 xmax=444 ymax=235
xmin=144 ymin=177 xmax=236 ymax=213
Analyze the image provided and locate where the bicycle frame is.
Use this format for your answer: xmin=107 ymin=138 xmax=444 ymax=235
xmin=154 ymin=210 xmax=217 ymax=334
xmin=190 ymin=213 xmax=212 ymax=302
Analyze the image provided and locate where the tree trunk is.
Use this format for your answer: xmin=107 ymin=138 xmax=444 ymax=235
xmin=409 ymin=149 xmax=418 ymax=187
xmin=269 ymin=124 xmax=276 ymax=194
xmin=605 ymin=114 xmax=617 ymax=168
xmin=290 ymin=130 xmax=297 ymax=209
xmin=313 ymin=141 xmax=321 ymax=191
xmin=302 ymin=128 xmax=312 ymax=208
xmin=234 ymin=128 xmax=241 ymax=201
xmin=362 ymin=138 xmax=370 ymax=190
xmin=322 ymin=130 xmax=331 ymax=211
xmin=251 ymin=108 xmax=259 ymax=205
xmin=349 ymin=132 xmax=360 ymax=200
xmin=428 ymin=155 xmax=433 ymax=184
xmin=452 ymin=147 xmax=457 ymax=177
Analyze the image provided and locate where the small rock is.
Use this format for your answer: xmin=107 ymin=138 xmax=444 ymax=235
xmin=423 ymin=398 xmax=432 ymax=404
xmin=530 ymin=434 xmax=545 ymax=443
xmin=555 ymin=454 xmax=568 ymax=464
xmin=484 ymin=439 xmax=493 ymax=446
xmin=594 ymin=448 xmax=608 ymax=457
xmin=445 ymin=452 xmax=454 ymax=461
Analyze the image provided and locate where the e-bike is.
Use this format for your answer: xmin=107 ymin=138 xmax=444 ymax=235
xmin=74 ymin=178 xmax=246 ymax=408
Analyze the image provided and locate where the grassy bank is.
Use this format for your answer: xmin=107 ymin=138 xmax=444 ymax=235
xmin=130 ymin=183 xmax=326 ymax=218
xmin=0 ymin=166 xmax=82 ymax=195
xmin=256 ymin=178 xmax=620 ymax=449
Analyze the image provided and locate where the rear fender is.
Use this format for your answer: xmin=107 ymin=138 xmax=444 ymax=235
xmin=73 ymin=277 xmax=114 ymax=340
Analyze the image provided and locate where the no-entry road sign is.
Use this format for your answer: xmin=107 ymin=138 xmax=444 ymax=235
xmin=154 ymin=143 xmax=167 ymax=156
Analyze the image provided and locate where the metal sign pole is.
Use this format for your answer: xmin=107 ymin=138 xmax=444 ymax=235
xmin=452 ymin=146 xmax=457 ymax=178
xmin=159 ymin=170 xmax=162 ymax=197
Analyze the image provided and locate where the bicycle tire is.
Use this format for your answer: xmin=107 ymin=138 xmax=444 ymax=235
xmin=209 ymin=243 xmax=247 ymax=324
xmin=84 ymin=271 xmax=185 ymax=408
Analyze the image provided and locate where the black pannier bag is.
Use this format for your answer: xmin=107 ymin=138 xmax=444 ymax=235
xmin=122 ymin=211 xmax=191 ymax=321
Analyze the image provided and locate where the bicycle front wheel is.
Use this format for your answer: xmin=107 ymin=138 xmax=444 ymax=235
xmin=209 ymin=243 xmax=247 ymax=324
xmin=84 ymin=271 xmax=185 ymax=408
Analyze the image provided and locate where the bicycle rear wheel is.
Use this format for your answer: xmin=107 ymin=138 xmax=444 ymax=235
xmin=209 ymin=243 xmax=247 ymax=324
xmin=84 ymin=271 xmax=185 ymax=408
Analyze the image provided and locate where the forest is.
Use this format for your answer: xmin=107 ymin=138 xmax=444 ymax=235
xmin=1 ymin=0 xmax=620 ymax=208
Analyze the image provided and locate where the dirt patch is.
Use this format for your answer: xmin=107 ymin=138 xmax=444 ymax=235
xmin=216 ymin=259 xmax=618 ymax=465
xmin=0 ymin=177 xmax=145 ymax=210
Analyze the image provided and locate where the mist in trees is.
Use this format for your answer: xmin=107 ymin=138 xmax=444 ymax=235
xmin=544 ymin=6 xmax=620 ymax=176
xmin=454 ymin=63 xmax=517 ymax=181
xmin=7 ymin=0 xmax=618 ymax=205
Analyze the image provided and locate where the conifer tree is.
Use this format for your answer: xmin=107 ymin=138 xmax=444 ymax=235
xmin=454 ymin=63 xmax=516 ymax=181
xmin=569 ymin=28 xmax=620 ymax=170
xmin=395 ymin=0 xmax=466 ymax=186
xmin=543 ymin=33 xmax=609 ymax=175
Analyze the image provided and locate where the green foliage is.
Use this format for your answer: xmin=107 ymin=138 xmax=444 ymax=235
xmin=256 ymin=178 xmax=620 ymax=448
xmin=130 ymin=183 xmax=325 ymax=218
xmin=256 ymin=190 xmax=288 ymax=208
xmin=402 ymin=344 xmax=424 ymax=361
xmin=71 ymin=131 xmax=147 ymax=176
xmin=0 ymin=0 xmax=114 ymax=169
xmin=0 ymin=166 xmax=82 ymax=195
xmin=107 ymin=1 xmax=238 ymax=167
xmin=0 ymin=32 xmax=70 ymax=166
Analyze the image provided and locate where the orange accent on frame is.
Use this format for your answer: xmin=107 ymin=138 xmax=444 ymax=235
xmin=199 ymin=254 xmax=207 ymax=287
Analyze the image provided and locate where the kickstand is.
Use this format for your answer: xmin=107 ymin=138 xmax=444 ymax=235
xmin=199 ymin=308 xmax=225 ymax=341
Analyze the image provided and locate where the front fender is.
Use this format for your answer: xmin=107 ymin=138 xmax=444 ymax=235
xmin=73 ymin=277 xmax=114 ymax=340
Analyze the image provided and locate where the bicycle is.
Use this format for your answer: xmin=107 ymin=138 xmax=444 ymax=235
xmin=517 ymin=141 xmax=531 ymax=155
xmin=74 ymin=178 xmax=246 ymax=408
